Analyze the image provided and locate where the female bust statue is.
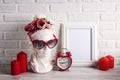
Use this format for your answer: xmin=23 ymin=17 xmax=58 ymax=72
xmin=25 ymin=16 xmax=58 ymax=73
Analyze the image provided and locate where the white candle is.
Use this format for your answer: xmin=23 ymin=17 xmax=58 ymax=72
xmin=60 ymin=23 xmax=66 ymax=53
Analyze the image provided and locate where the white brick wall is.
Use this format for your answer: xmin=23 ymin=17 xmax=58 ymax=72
xmin=116 ymin=23 xmax=120 ymax=30
xmin=3 ymin=0 xmax=34 ymax=4
xmin=116 ymin=3 xmax=120 ymax=12
xmin=4 ymin=14 xmax=34 ymax=22
xmin=0 ymin=15 xmax=2 ymax=22
xmin=68 ymin=13 xmax=99 ymax=21
xmin=102 ymin=0 xmax=120 ymax=2
xmin=0 ymin=0 xmax=120 ymax=65
xmin=46 ymin=13 xmax=67 ymax=22
xmin=100 ymin=31 xmax=120 ymax=40
xmin=0 ymin=23 xmax=17 ymax=31
xmin=98 ymin=40 xmax=115 ymax=49
xmin=5 ymin=31 xmax=28 ymax=40
xmin=0 ymin=49 xmax=4 ymax=57
xmin=0 ymin=40 xmax=18 ymax=48
xmin=83 ymin=0 xmax=100 ymax=2
xmin=3 ymin=0 xmax=16 ymax=3
xmin=0 ymin=33 xmax=3 ymax=39
xmin=16 ymin=0 xmax=34 ymax=4
xmin=68 ymin=0 xmax=77 ymax=2
xmin=18 ymin=4 xmax=49 ymax=13
xmin=0 ymin=4 xmax=16 ymax=13
xmin=83 ymin=3 xmax=115 ymax=12
xmin=101 ymin=13 xmax=120 ymax=21
xmin=36 ymin=0 xmax=66 ymax=3
xmin=98 ymin=22 xmax=115 ymax=30
xmin=50 ymin=3 xmax=82 ymax=12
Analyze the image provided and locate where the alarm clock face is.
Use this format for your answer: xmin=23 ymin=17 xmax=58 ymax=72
xmin=57 ymin=57 xmax=71 ymax=70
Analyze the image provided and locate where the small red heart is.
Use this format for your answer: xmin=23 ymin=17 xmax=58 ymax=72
xmin=66 ymin=52 xmax=72 ymax=57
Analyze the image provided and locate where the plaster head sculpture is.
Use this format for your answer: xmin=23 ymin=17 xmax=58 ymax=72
xmin=25 ymin=15 xmax=58 ymax=73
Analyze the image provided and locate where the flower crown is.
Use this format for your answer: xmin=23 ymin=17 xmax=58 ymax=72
xmin=25 ymin=17 xmax=54 ymax=33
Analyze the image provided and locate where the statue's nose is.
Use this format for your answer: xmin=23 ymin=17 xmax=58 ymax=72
xmin=44 ymin=45 xmax=49 ymax=50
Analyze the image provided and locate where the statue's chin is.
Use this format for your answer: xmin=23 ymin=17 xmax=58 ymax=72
xmin=30 ymin=50 xmax=53 ymax=73
xmin=33 ymin=64 xmax=53 ymax=73
xmin=30 ymin=59 xmax=53 ymax=73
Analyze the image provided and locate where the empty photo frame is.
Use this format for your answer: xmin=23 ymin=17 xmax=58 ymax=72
xmin=61 ymin=23 xmax=98 ymax=66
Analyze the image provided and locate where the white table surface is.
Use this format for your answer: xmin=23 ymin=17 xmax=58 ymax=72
xmin=0 ymin=64 xmax=120 ymax=80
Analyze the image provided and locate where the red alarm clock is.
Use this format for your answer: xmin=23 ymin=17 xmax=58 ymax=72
xmin=56 ymin=48 xmax=72 ymax=71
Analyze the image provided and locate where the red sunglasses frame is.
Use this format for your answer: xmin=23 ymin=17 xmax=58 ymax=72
xmin=29 ymin=34 xmax=58 ymax=50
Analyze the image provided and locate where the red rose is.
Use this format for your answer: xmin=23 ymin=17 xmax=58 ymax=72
xmin=46 ymin=24 xmax=51 ymax=29
xmin=25 ymin=19 xmax=38 ymax=32
xmin=37 ymin=19 xmax=46 ymax=30
xmin=25 ymin=18 xmax=52 ymax=33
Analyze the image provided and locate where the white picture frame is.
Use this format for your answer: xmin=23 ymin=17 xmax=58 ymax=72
xmin=60 ymin=23 xmax=98 ymax=66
